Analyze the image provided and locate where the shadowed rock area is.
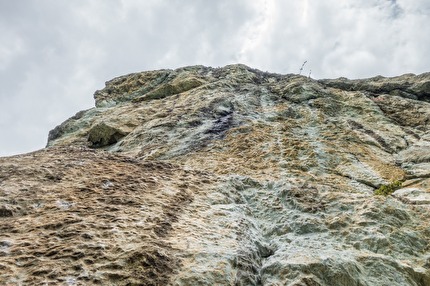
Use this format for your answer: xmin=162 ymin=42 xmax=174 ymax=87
xmin=1 ymin=64 xmax=430 ymax=285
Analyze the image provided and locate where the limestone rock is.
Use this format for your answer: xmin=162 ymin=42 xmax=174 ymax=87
xmin=1 ymin=64 xmax=430 ymax=285
xmin=393 ymin=187 xmax=430 ymax=205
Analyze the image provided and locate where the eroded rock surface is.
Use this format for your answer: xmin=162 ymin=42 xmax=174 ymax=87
xmin=2 ymin=64 xmax=430 ymax=285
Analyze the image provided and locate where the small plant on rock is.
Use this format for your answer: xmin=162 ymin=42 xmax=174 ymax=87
xmin=374 ymin=180 xmax=403 ymax=196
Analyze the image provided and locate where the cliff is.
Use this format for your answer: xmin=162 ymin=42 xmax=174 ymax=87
xmin=1 ymin=64 xmax=430 ymax=285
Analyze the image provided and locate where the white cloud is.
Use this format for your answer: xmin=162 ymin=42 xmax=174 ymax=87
xmin=0 ymin=31 xmax=26 ymax=71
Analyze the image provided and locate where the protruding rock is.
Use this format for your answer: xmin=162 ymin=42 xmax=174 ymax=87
xmin=87 ymin=122 xmax=129 ymax=148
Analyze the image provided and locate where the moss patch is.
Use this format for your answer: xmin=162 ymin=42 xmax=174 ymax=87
xmin=374 ymin=180 xmax=403 ymax=196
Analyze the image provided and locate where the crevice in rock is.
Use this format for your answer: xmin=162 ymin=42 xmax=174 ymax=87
xmin=229 ymin=178 xmax=280 ymax=286
xmin=347 ymin=119 xmax=393 ymax=153
xmin=233 ymin=239 xmax=277 ymax=286
xmin=334 ymin=170 xmax=379 ymax=190
xmin=404 ymin=173 xmax=430 ymax=180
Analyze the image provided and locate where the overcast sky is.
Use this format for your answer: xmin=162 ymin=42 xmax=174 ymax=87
xmin=1 ymin=0 xmax=429 ymax=156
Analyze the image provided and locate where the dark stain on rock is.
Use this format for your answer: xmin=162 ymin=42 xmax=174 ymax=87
xmin=204 ymin=111 xmax=234 ymax=137
xmin=124 ymin=248 xmax=178 ymax=286
xmin=0 ymin=207 xmax=13 ymax=217
xmin=153 ymin=189 xmax=193 ymax=238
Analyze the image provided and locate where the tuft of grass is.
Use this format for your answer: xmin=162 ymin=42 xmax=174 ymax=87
xmin=374 ymin=180 xmax=403 ymax=196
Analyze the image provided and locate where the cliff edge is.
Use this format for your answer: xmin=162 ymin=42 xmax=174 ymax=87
xmin=1 ymin=64 xmax=430 ymax=285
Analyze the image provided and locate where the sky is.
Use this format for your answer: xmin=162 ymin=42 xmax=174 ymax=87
xmin=0 ymin=0 xmax=429 ymax=156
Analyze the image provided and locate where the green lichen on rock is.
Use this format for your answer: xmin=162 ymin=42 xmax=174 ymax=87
xmin=374 ymin=180 xmax=403 ymax=196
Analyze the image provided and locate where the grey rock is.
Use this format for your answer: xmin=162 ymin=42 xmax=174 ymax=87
xmin=393 ymin=188 xmax=430 ymax=205
xmin=2 ymin=64 xmax=430 ymax=285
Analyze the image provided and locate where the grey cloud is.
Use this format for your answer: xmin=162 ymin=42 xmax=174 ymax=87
xmin=0 ymin=0 xmax=429 ymax=156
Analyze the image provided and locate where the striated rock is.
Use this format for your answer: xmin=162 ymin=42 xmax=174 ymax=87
xmin=320 ymin=73 xmax=430 ymax=102
xmin=1 ymin=64 xmax=430 ymax=285
xmin=393 ymin=187 xmax=430 ymax=205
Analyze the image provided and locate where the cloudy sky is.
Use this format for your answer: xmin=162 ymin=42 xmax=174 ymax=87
xmin=1 ymin=0 xmax=429 ymax=156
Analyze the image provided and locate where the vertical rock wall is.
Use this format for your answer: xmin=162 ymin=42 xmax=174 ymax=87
xmin=1 ymin=65 xmax=430 ymax=285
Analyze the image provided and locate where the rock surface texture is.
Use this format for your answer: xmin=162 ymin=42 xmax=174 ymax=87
xmin=1 ymin=64 xmax=430 ymax=285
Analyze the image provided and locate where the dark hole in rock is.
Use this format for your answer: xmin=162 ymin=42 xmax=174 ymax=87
xmin=87 ymin=122 xmax=128 ymax=148
xmin=0 ymin=207 xmax=13 ymax=217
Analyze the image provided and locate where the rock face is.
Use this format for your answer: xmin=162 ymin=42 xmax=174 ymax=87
xmin=1 ymin=64 xmax=430 ymax=285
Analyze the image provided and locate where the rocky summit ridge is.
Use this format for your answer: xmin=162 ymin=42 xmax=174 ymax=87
xmin=1 ymin=64 xmax=430 ymax=285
